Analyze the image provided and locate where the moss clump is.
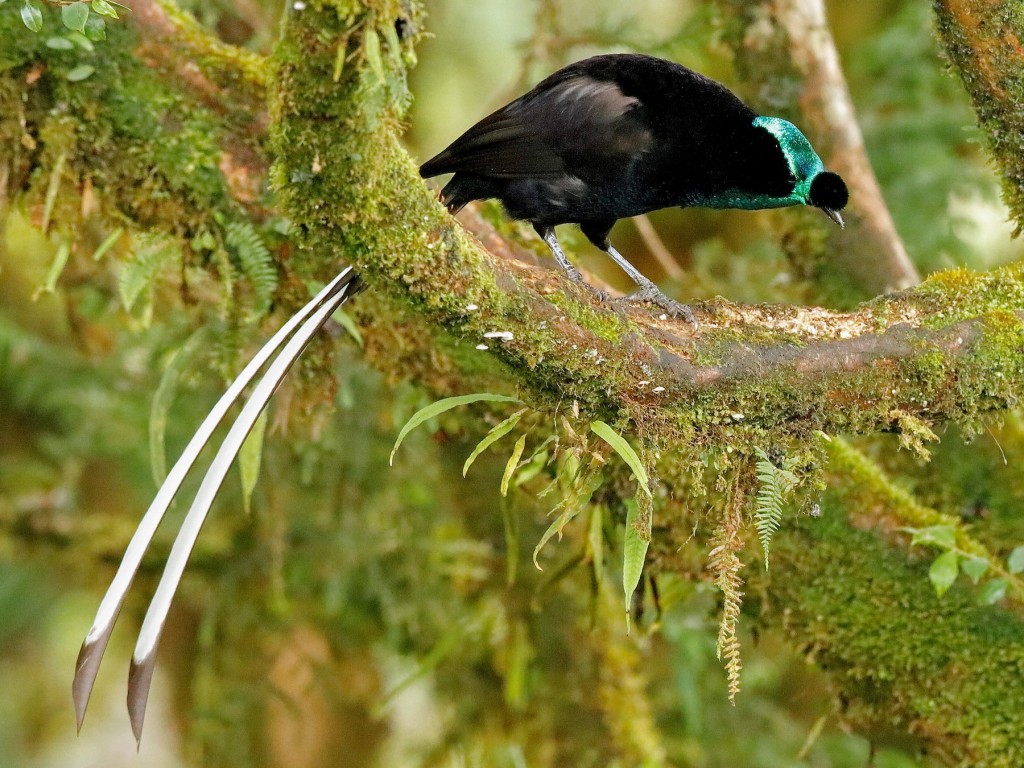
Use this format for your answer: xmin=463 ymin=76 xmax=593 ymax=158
xmin=764 ymin=510 xmax=1024 ymax=767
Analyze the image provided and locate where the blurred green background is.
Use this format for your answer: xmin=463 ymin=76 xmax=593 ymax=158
xmin=1 ymin=0 xmax=1020 ymax=766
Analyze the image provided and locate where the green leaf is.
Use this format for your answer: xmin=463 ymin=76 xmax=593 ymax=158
xmin=149 ymin=329 xmax=208 ymax=485
xmin=622 ymin=494 xmax=652 ymax=623
xmin=363 ymin=28 xmax=384 ymax=84
xmin=83 ymin=14 xmax=105 ymax=40
xmin=590 ymin=420 xmax=651 ymax=498
xmin=390 ymin=393 xmax=520 ymax=465
xmin=66 ymin=63 xmax=95 ymax=82
xmin=67 ymin=30 xmax=93 ymax=51
xmin=239 ymin=410 xmax=269 ymax=515
xmin=91 ymin=227 xmax=123 ymax=261
xmin=929 ymin=551 xmax=959 ymax=597
xmin=501 ymin=434 xmax=527 ymax=496
xmin=978 ymin=578 xmax=1008 ymax=606
xmin=90 ymin=0 xmax=118 ymax=18
xmin=61 ymin=2 xmax=90 ymax=33
xmin=331 ymin=307 xmax=363 ymax=348
xmin=911 ymin=524 xmax=957 ymax=551
xmin=589 ymin=504 xmax=605 ymax=581
xmin=463 ymin=409 xmax=525 ymax=476
xmin=36 ymin=241 xmax=70 ymax=297
xmin=961 ymin=557 xmax=989 ymax=584
xmin=21 ymin=1 xmax=43 ymax=33
xmin=1008 ymin=545 xmax=1024 ymax=575
xmin=532 ymin=470 xmax=603 ymax=569
xmin=45 ymin=36 xmax=75 ymax=50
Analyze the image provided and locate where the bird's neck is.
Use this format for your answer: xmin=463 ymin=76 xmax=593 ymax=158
xmin=695 ymin=190 xmax=800 ymax=210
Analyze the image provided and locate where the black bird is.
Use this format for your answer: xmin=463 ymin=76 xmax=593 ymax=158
xmin=72 ymin=55 xmax=850 ymax=744
xmin=420 ymin=53 xmax=849 ymax=325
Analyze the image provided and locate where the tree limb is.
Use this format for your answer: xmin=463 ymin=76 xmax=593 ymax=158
xmin=934 ymin=0 xmax=1024 ymax=235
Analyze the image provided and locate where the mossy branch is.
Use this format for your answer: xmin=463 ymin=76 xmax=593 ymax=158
xmin=934 ymin=0 xmax=1024 ymax=235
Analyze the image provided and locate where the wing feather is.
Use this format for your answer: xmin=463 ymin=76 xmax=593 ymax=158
xmin=420 ymin=75 xmax=652 ymax=181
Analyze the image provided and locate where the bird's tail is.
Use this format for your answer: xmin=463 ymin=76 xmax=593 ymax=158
xmin=72 ymin=266 xmax=363 ymax=746
xmin=436 ymin=173 xmax=494 ymax=215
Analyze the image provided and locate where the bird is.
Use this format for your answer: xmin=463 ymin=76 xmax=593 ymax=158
xmin=72 ymin=54 xmax=850 ymax=745
xmin=420 ymin=53 xmax=850 ymax=327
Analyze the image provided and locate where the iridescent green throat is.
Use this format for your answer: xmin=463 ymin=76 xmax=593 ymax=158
xmin=698 ymin=116 xmax=826 ymax=211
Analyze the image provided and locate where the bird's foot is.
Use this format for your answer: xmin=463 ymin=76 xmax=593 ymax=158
xmin=619 ymin=283 xmax=698 ymax=331
xmin=558 ymin=266 xmax=610 ymax=301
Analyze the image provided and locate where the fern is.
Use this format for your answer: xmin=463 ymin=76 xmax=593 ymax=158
xmin=225 ymin=220 xmax=278 ymax=318
xmin=117 ymin=234 xmax=178 ymax=315
xmin=753 ymin=448 xmax=799 ymax=571
xmin=708 ymin=475 xmax=747 ymax=704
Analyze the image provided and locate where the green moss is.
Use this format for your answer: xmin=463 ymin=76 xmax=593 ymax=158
xmin=764 ymin=511 xmax=1024 ymax=767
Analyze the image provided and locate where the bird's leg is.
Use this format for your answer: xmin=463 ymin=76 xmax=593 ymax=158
xmin=535 ymin=225 xmax=585 ymax=283
xmin=603 ymin=244 xmax=698 ymax=330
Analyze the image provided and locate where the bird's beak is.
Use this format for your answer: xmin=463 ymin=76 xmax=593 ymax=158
xmin=820 ymin=207 xmax=844 ymax=228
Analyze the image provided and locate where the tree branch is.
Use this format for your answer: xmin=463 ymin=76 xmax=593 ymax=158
xmin=934 ymin=0 xmax=1024 ymax=235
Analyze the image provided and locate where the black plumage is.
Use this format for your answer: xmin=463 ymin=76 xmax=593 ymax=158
xmin=420 ymin=54 xmax=849 ymax=325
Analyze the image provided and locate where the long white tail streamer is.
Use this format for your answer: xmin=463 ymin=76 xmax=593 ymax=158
xmin=72 ymin=266 xmax=359 ymax=738
xmin=125 ymin=273 xmax=357 ymax=744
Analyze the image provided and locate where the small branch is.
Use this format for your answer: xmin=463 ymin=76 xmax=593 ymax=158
xmin=717 ymin=0 xmax=920 ymax=295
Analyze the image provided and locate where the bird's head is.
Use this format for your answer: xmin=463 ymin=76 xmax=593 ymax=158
xmin=753 ymin=116 xmax=849 ymax=227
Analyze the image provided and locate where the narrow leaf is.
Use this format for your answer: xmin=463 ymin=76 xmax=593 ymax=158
xmin=390 ymin=393 xmax=519 ymax=465
xmin=463 ymin=409 xmax=525 ymax=476
xmin=532 ymin=502 xmax=575 ymax=570
xmin=929 ymin=551 xmax=959 ymax=597
xmin=239 ymin=410 xmax=268 ymax=515
xmin=622 ymin=494 xmax=652 ymax=621
xmin=1008 ymin=545 xmax=1024 ymax=575
xmin=331 ymin=307 xmax=363 ymax=347
xmin=46 ymin=36 xmax=75 ymax=49
xmin=363 ymin=28 xmax=384 ymax=83
xmin=21 ymin=1 xmax=43 ymax=32
xmin=501 ymin=434 xmax=527 ymax=496
xmin=589 ymin=504 xmax=605 ymax=580
xmin=590 ymin=420 xmax=651 ymax=498
xmin=62 ymin=2 xmax=90 ymax=33
xmin=149 ymin=329 xmax=208 ymax=485
xmin=36 ymin=241 xmax=70 ymax=297
xmin=91 ymin=227 xmax=123 ymax=261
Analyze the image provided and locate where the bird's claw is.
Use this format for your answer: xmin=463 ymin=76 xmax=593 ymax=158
xmin=620 ymin=284 xmax=699 ymax=332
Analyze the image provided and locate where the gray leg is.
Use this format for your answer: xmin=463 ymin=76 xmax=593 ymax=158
xmin=537 ymin=226 xmax=584 ymax=283
xmin=605 ymin=245 xmax=698 ymax=330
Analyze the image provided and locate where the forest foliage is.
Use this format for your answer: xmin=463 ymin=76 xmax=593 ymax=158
xmin=2 ymin=1 xmax=1024 ymax=767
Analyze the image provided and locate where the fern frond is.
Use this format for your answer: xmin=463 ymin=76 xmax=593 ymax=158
xmin=225 ymin=221 xmax=278 ymax=318
xmin=708 ymin=474 xmax=747 ymax=703
xmin=117 ymin=234 xmax=179 ymax=315
xmin=753 ymin=448 xmax=798 ymax=571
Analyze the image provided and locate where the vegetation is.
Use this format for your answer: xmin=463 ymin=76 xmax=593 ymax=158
xmin=2 ymin=1 xmax=1023 ymax=766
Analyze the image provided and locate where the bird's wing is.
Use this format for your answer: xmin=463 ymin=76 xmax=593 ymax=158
xmin=419 ymin=75 xmax=653 ymax=180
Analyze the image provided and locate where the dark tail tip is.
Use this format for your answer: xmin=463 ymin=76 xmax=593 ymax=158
xmin=128 ymin=652 xmax=157 ymax=747
xmin=72 ymin=624 xmax=115 ymax=734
